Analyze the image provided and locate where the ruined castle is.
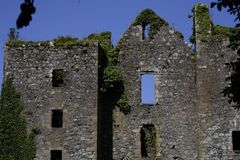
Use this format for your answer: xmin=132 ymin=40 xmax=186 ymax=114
xmin=4 ymin=4 xmax=240 ymax=160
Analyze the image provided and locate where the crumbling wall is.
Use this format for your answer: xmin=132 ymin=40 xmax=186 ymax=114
xmin=4 ymin=39 xmax=100 ymax=160
xmin=113 ymin=9 xmax=197 ymax=159
xmin=193 ymin=4 xmax=239 ymax=159
xmin=3 ymin=5 xmax=240 ymax=160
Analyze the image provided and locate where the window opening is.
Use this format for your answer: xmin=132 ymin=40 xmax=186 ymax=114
xmin=143 ymin=24 xmax=151 ymax=39
xmin=141 ymin=74 xmax=155 ymax=104
xmin=51 ymin=150 xmax=62 ymax=160
xmin=52 ymin=110 xmax=63 ymax=128
xmin=141 ymin=124 xmax=156 ymax=158
xmin=232 ymin=131 xmax=240 ymax=150
xmin=52 ymin=69 xmax=64 ymax=87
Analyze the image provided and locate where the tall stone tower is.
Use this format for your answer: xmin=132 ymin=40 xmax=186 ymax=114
xmin=4 ymin=40 xmax=100 ymax=159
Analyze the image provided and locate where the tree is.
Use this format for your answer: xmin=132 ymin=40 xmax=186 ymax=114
xmin=16 ymin=0 xmax=36 ymax=29
xmin=0 ymin=78 xmax=36 ymax=160
xmin=211 ymin=0 xmax=240 ymax=27
xmin=211 ymin=0 xmax=240 ymax=109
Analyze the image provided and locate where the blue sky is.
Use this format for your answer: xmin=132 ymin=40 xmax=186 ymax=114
xmin=0 ymin=0 xmax=236 ymax=95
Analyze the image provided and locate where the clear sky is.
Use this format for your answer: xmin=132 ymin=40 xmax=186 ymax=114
xmin=0 ymin=0 xmax=236 ymax=93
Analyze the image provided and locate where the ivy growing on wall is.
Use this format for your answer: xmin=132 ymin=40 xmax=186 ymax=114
xmin=212 ymin=25 xmax=240 ymax=44
xmin=132 ymin=9 xmax=168 ymax=39
xmin=86 ymin=32 xmax=131 ymax=114
xmin=6 ymin=32 xmax=131 ymax=114
xmin=189 ymin=4 xmax=240 ymax=44
xmin=189 ymin=4 xmax=212 ymax=43
xmin=189 ymin=4 xmax=240 ymax=109
xmin=0 ymin=78 xmax=36 ymax=160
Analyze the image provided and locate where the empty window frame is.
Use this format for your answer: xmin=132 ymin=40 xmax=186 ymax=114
xmin=232 ymin=131 xmax=240 ymax=150
xmin=143 ymin=23 xmax=151 ymax=39
xmin=52 ymin=69 xmax=64 ymax=87
xmin=51 ymin=150 xmax=62 ymax=160
xmin=141 ymin=124 xmax=156 ymax=158
xmin=141 ymin=74 xmax=155 ymax=104
xmin=51 ymin=110 xmax=63 ymax=128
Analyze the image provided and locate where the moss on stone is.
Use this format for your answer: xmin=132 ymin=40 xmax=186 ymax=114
xmin=53 ymin=36 xmax=83 ymax=49
xmin=191 ymin=4 xmax=212 ymax=43
xmin=132 ymin=9 xmax=168 ymax=38
xmin=6 ymin=39 xmax=25 ymax=47
xmin=6 ymin=40 xmax=50 ymax=48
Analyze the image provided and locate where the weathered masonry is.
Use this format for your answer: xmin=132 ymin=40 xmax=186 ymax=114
xmin=3 ymin=4 xmax=240 ymax=160
xmin=4 ymin=40 xmax=100 ymax=159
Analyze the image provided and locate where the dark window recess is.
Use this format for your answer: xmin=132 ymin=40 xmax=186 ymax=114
xmin=52 ymin=69 xmax=64 ymax=87
xmin=51 ymin=150 xmax=62 ymax=160
xmin=141 ymin=124 xmax=156 ymax=158
xmin=141 ymin=74 xmax=155 ymax=104
xmin=52 ymin=110 xmax=63 ymax=128
xmin=232 ymin=131 xmax=240 ymax=150
xmin=143 ymin=24 xmax=151 ymax=39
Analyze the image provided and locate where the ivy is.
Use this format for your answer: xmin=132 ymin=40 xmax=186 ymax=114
xmin=189 ymin=4 xmax=240 ymax=109
xmin=190 ymin=4 xmax=212 ymax=43
xmin=189 ymin=4 xmax=240 ymax=44
xmin=0 ymin=78 xmax=36 ymax=160
xmin=212 ymin=25 xmax=240 ymax=45
xmin=103 ymin=65 xmax=123 ymax=90
xmin=132 ymin=9 xmax=168 ymax=38
xmin=6 ymin=40 xmax=24 ymax=47
xmin=88 ymin=32 xmax=130 ymax=114
xmin=87 ymin=32 xmax=112 ymax=50
xmin=117 ymin=93 xmax=131 ymax=115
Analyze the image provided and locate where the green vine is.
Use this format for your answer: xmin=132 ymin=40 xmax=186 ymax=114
xmin=190 ymin=4 xmax=212 ymax=43
xmin=132 ymin=9 xmax=168 ymax=38
xmin=87 ymin=32 xmax=130 ymax=114
xmin=189 ymin=4 xmax=240 ymax=45
xmin=212 ymin=25 xmax=240 ymax=45
xmin=103 ymin=65 xmax=122 ymax=90
xmin=117 ymin=93 xmax=131 ymax=114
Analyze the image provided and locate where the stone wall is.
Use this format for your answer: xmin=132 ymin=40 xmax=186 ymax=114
xmin=194 ymin=4 xmax=239 ymax=159
xmin=4 ymin=40 xmax=100 ymax=160
xmin=3 ymin=4 xmax=240 ymax=160
xmin=113 ymin=23 xmax=197 ymax=159
xmin=112 ymin=5 xmax=239 ymax=160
